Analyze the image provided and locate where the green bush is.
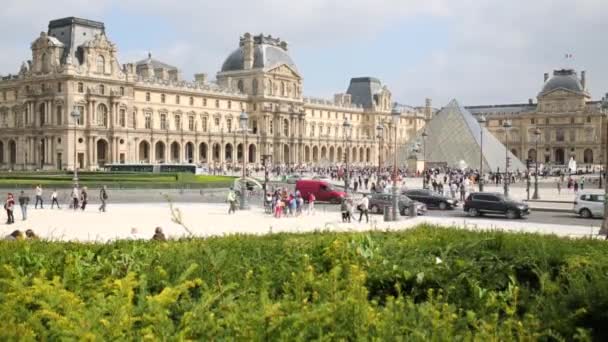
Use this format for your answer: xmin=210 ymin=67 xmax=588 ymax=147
xmin=0 ymin=226 xmax=606 ymax=340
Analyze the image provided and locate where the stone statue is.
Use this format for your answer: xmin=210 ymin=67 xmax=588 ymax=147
xmin=568 ymin=157 xmax=577 ymax=173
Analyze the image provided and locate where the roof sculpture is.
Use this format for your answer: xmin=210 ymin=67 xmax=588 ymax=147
xmin=403 ymin=99 xmax=526 ymax=172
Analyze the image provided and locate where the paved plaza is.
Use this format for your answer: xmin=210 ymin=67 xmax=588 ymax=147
xmin=0 ymin=200 xmax=601 ymax=242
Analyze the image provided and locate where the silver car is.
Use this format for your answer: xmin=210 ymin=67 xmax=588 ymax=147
xmin=573 ymin=192 xmax=605 ymax=218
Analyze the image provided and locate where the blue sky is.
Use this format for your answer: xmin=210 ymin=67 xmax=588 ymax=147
xmin=1 ymin=0 xmax=607 ymax=107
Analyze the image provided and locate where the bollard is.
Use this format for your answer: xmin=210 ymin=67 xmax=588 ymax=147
xmin=384 ymin=206 xmax=392 ymax=222
xmin=408 ymin=204 xmax=417 ymax=217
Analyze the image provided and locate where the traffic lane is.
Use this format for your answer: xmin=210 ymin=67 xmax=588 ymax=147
xmin=425 ymin=207 xmax=602 ymax=227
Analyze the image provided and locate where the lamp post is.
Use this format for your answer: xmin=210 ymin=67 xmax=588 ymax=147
xmin=503 ymin=120 xmax=512 ymax=196
xmin=343 ymin=118 xmax=352 ymax=195
xmin=421 ymin=130 xmax=428 ymax=189
xmin=238 ymin=110 xmax=249 ymax=210
xmin=262 ymin=154 xmax=272 ymax=195
xmin=532 ymin=128 xmax=541 ymax=199
xmin=391 ymin=107 xmax=401 ymax=221
xmin=600 ymin=106 xmax=608 ymax=237
xmin=477 ymin=115 xmax=486 ymax=191
xmin=376 ymin=123 xmax=384 ymax=187
xmin=70 ymin=107 xmax=81 ymax=186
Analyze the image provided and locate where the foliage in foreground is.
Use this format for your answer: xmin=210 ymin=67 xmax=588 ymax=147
xmin=0 ymin=226 xmax=607 ymax=340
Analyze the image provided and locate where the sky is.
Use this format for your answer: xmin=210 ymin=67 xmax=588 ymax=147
xmin=1 ymin=0 xmax=607 ymax=107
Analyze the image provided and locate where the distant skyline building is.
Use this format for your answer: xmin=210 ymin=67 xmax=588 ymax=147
xmin=0 ymin=17 xmax=430 ymax=171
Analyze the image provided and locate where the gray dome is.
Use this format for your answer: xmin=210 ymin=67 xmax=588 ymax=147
xmin=541 ymin=69 xmax=583 ymax=94
xmin=221 ymin=44 xmax=297 ymax=72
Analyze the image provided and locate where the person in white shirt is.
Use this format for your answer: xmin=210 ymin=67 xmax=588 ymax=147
xmin=50 ymin=189 xmax=60 ymax=209
xmin=34 ymin=185 xmax=43 ymax=209
xmin=358 ymin=194 xmax=369 ymax=223
xmin=71 ymin=186 xmax=79 ymax=210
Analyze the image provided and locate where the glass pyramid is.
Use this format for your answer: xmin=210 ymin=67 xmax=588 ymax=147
xmin=401 ymin=99 xmax=526 ymax=172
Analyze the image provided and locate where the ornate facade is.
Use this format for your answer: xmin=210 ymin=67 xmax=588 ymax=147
xmin=467 ymin=69 xmax=608 ymax=168
xmin=0 ymin=17 xmax=429 ymax=171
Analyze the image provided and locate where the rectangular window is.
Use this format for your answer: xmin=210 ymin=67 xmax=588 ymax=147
xmin=556 ymin=129 xmax=565 ymax=142
xmin=189 ymin=97 xmax=194 ymax=105
xmin=188 ymin=116 xmax=194 ymax=131
xmin=145 ymin=92 xmax=150 ymax=102
xmin=119 ymin=109 xmax=126 ymax=127
xmin=203 ymin=98 xmax=207 ymax=106
xmin=227 ymin=118 xmax=232 ymax=133
xmin=144 ymin=114 xmax=151 ymax=129
xmin=531 ymin=118 xmax=535 ymax=124
xmin=215 ymin=99 xmax=220 ymax=108
xmin=131 ymin=111 xmax=137 ymax=128
xmin=202 ymin=117 xmax=208 ymax=132
xmin=77 ymin=106 xmax=84 ymax=125
xmin=176 ymin=95 xmax=180 ymax=105
xmin=175 ymin=115 xmax=181 ymax=130
xmin=161 ymin=94 xmax=166 ymax=104
xmin=160 ymin=114 xmax=167 ymax=129
xmin=228 ymin=100 xmax=232 ymax=109
xmin=57 ymin=82 xmax=62 ymax=93
xmin=56 ymin=106 xmax=62 ymax=125
xmin=120 ymin=87 xmax=125 ymax=96
xmin=214 ymin=117 xmax=220 ymax=127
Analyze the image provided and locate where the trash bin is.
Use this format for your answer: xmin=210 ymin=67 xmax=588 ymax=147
xmin=408 ymin=205 xmax=417 ymax=217
xmin=384 ymin=206 xmax=392 ymax=221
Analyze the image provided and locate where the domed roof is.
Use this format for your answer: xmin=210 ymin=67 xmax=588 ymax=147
xmin=220 ymin=35 xmax=297 ymax=73
xmin=540 ymin=69 xmax=584 ymax=95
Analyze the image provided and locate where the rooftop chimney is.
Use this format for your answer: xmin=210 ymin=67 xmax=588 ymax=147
xmin=242 ymin=33 xmax=254 ymax=70
xmin=528 ymin=98 xmax=533 ymax=105
xmin=581 ymin=70 xmax=586 ymax=90
xmin=544 ymin=73 xmax=549 ymax=82
xmin=194 ymin=73 xmax=207 ymax=84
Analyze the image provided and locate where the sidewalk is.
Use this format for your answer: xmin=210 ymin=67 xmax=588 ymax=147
xmin=0 ymin=202 xmax=601 ymax=242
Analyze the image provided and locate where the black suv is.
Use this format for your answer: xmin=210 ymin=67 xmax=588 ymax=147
xmin=402 ymin=189 xmax=458 ymax=210
xmin=464 ymin=192 xmax=530 ymax=219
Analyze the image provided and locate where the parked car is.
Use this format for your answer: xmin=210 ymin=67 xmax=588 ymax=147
xmin=574 ymin=192 xmax=605 ymax=218
xmin=402 ymin=189 xmax=458 ymax=210
xmin=464 ymin=192 xmax=529 ymax=219
xmin=368 ymin=193 xmax=426 ymax=216
xmin=295 ymin=179 xmax=345 ymax=204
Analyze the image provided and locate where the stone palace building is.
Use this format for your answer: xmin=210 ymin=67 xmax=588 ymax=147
xmin=0 ymin=17 xmax=431 ymax=171
xmin=467 ymin=69 xmax=608 ymax=169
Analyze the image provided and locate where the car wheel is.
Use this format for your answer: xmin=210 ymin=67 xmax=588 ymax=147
xmin=330 ymin=198 xmax=341 ymax=204
xmin=580 ymin=208 xmax=593 ymax=219
xmin=370 ymin=205 xmax=380 ymax=214
xmin=505 ymin=209 xmax=518 ymax=219
xmin=439 ymin=202 xmax=448 ymax=210
xmin=468 ymin=208 xmax=479 ymax=217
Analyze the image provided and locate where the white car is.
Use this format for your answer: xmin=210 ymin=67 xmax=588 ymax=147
xmin=573 ymin=192 xmax=605 ymax=218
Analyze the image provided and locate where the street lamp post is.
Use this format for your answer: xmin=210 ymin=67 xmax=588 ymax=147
xmin=343 ymin=118 xmax=352 ymax=195
xmin=238 ymin=110 xmax=250 ymax=210
xmin=376 ymin=123 xmax=384 ymax=188
xmin=532 ymin=128 xmax=541 ymax=199
xmin=477 ymin=115 xmax=486 ymax=191
xmin=262 ymin=154 xmax=272 ymax=195
xmin=503 ymin=120 xmax=512 ymax=196
xmin=421 ymin=130 xmax=428 ymax=189
xmin=70 ymin=107 xmax=81 ymax=186
xmin=600 ymin=107 xmax=608 ymax=237
xmin=391 ymin=107 xmax=401 ymax=221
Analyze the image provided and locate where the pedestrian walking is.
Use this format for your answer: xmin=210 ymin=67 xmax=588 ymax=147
xmin=557 ymin=180 xmax=561 ymax=195
xmin=340 ymin=198 xmax=349 ymax=222
xmin=50 ymin=189 xmax=60 ymax=209
xmin=18 ymin=190 xmax=29 ymax=221
xmin=580 ymin=176 xmax=585 ymax=190
xmin=573 ymin=181 xmax=579 ymax=194
xmin=34 ymin=185 xmax=43 ymax=209
xmin=80 ymin=187 xmax=88 ymax=211
xmin=459 ymin=183 xmax=466 ymax=202
xmin=307 ymin=192 xmax=316 ymax=215
xmin=227 ymin=188 xmax=237 ymax=214
xmin=5 ymin=193 xmax=15 ymax=224
xmin=99 ymin=185 xmax=108 ymax=212
xmin=358 ymin=194 xmax=369 ymax=223
xmin=71 ymin=185 xmax=79 ymax=211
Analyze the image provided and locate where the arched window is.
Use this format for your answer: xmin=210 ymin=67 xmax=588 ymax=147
xmin=237 ymin=80 xmax=244 ymax=93
xmin=41 ymin=53 xmax=49 ymax=73
xmin=97 ymin=104 xmax=108 ymax=127
xmin=96 ymin=55 xmax=105 ymax=73
xmin=252 ymin=79 xmax=258 ymax=95
xmin=174 ymin=115 xmax=181 ymax=130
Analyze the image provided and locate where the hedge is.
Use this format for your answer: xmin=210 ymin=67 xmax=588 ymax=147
xmin=0 ymin=226 xmax=607 ymax=340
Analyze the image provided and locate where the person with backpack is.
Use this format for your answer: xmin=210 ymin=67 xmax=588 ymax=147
xmin=99 ymin=185 xmax=108 ymax=212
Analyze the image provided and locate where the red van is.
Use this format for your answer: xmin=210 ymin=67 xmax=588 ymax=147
xmin=295 ymin=179 xmax=346 ymax=204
